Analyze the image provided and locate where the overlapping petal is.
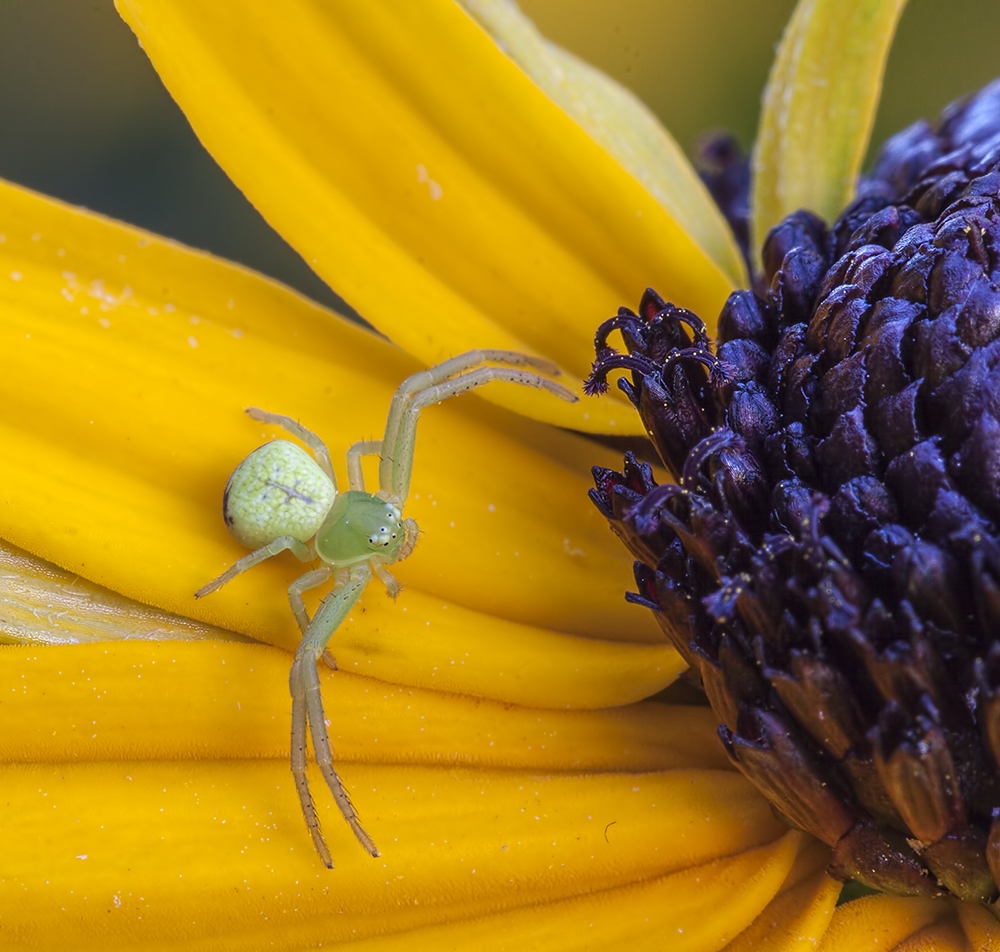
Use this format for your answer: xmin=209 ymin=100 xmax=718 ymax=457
xmin=721 ymin=840 xmax=839 ymax=952
xmin=459 ymin=0 xmax=748 ymax=290
xmin=816 ymin=896 xmax=953 ymax=951
xmin=807 ymin=892 xmax=1000 ymax=950
xmin=114 ymin=0 xmax=740 ymax=433
xmin=0 ymin=538 xmax=240 ymax=645
xmin=0 ymin=640 xmax=803 ymax=950
xmin=0 ymin=177 xmax=665 ymax=673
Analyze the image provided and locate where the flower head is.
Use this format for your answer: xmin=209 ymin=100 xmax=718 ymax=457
xmin=590 ymin=48 xmax=1000 ymax=912
xmin=0 ymin=0 xmax=997 ymax=948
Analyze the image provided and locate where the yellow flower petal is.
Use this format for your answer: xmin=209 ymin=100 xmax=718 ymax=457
xmin=0 ymin=534 xmax=679 ymax=705
xmin=341 ymin=832 xmax=804 ymax=952
xmin=0 ymin=643 xmax=788 ymax=949
xmin=722 ymin=838 xmax=839 ymax=952
xmin=816 ymin=895 xmax=952 ymax=952
xmin=459 ymin=0 xmax=749 ymax=290
xmin=0 ymin=538 xmax=240 ymax=645
xmin=0 ymin=761 xmax=781 ymax=949
xmin=891 ymin=919 xmax=969 ymax=952
xmin=955 ymin=901 xmax=1000 ymax=950
xmin=333 ymin=585 xmax=683 ymax=707
xmin=0 ymin=641 xmax=720 ymax=770
xmin=751 ymin=0 xmax=908 ymax=257
xmin=114 ymin=0 xmax=737 ymax=432
xmin=0 ymin=178 xmax=661 ymax=673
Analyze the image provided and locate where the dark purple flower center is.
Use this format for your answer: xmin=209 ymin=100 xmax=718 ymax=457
xmin=589 ymin=79 xmax=1000 ymax=901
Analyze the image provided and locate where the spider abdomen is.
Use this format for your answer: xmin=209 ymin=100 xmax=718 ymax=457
xmin=223 ymin=440 xmax=335 ymax=549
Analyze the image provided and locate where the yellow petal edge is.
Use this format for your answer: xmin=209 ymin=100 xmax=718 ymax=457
xmin=459 ymin=0 xmax=749 ymax=290
xmin=0 ymin=639 xmax=801 ymax=951
xmin=0 ymin=176 xmax=665 ymax=661
xmin=116 ymin=0 xmax=737 ymax=432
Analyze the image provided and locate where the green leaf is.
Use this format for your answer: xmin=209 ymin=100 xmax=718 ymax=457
xmin=751 ymin=0 xmax=908 ymax=263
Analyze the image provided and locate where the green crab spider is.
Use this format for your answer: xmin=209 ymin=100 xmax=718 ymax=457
xmin=195 ymin=349 xmax=578 ymax=868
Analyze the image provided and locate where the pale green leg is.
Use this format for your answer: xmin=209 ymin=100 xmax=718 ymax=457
xmin=386 ymin=366 xmax=577 ymax=502
xmin=290 ymin=563 xmax=379 ymax=865
xmin=288 ymin=564 xmax=333 ymax=633
xmin=346 ymin=440 xmax=382 ymax=491
xmin=370 ymin=559 xmax=401 ymax=599
xmin=246 ymin=407 xmax=337 ymax=488
xmin=195 ymin=535 xmax=313 ymax=598
xmin=322 ymin=567 xmax=352 ymax=670
xmin=378 ymin=350 xmax=564 ymax=494
xmin=289 ymin=672 xmax=332 ymax=868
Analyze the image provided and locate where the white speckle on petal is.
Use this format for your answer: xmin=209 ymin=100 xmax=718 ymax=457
xmin=416 ymin=164 xmax=443 ymax=200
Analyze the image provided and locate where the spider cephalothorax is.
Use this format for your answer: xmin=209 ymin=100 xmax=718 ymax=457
xmin=197 ymin=350 xmax=575 ymax=867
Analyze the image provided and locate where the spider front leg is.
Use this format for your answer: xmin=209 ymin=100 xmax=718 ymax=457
xmin=378 ymin=349 xmax=572 ymax=502
xmin=290 ymin=563 xmax=379 ymax=866
xmin=379 ymin=355 xmax=578 ymax=502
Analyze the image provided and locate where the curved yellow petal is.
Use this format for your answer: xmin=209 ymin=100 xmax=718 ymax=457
xmin=459 ymin=0 xmax=748 ymax=290
xmin=722 ymin=839 xmax=839 ymax=952
xmin=0 ymin=639 xmax=785 ymax=951
xmin=0 ymin=761 xmax=786 ymax=949
xmin=956 ymin=901 xmax=1000 ymax=951
xmin=0 ymin=540 xmax=678 ymax=708
xmin=2 ymin=641 xmax=772 ymax=949
xmin=0 ymin=641 xmax=725 ymax=770
xmin=333 ymin=584 xmax=683 ymax=706
xmin=0 ymin=538 xmax=241 ymax=645
xmin=344 ymin=832 xmax=804 ymax=952
xmin=115 ymin=0 xmax=736 ymax=432
xmin=892 ymin=919 xmax=969 ymax=952
xmin=0 ymin=179 xmax=660 ymax=659
xmin=816 ymin=896 xmax=952 ymax=952
xmin=751 ymin=0 xmax=908 ymax=258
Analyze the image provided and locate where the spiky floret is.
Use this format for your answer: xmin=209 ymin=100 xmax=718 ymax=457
xmin=589 ymin=79 xmax=1000 ymax=901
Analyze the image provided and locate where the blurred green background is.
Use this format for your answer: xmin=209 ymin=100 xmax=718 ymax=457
xmin=1 ymin=0 xmax=997 ymax=312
